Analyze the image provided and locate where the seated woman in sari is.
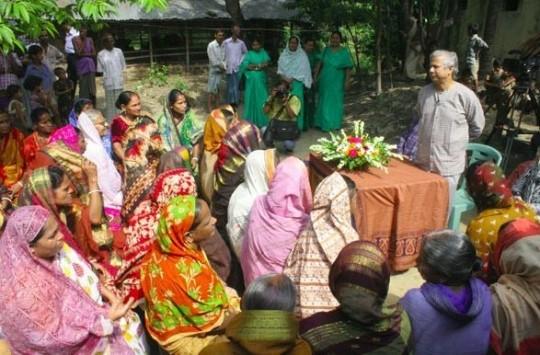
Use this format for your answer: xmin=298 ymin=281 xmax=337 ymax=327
xmin=201 ymin=273 xmax=311 ymax=355
xmin=300 ymin=241 xmax=412 ymax=354
xmin=18 ymin=165 xmax=123 ymax=288
xmin=238 ymin=38 xmax=270 ymax=128
xmin=0 ymin=109 xmax=24 ymax=192
xmin=79 ymin=109 xmax=123 ymax=231
xmin=241 ymin=156 xmax=312 ymax=286
xmin=284 ymin=172 xmax=358 ymax=318
xmin=0 ymin=206 xmax=147 ymax=354
xmin=466 ymin=161 xmax=536 ymax=267
xmin=212 ymin=114 xmax=262 ymax=244
xmin=227 ymin=149 xmax=276 ymax=258
xmin=277 ymin=35 xmax=313 ymax=131
xmin=489 ymin=218 xmax=540 ymax=355
xmin=199 ymin=104 xmax=237 ymax=203
xmin=157 ymin=89 xmax=204 ymax=163
xmin=141 ymin=194 xmax=240 ymax=355
xmin=401 ymin=230 xmax=492 ymax=355
xmin=22 ymin=107 xmax=56 ymax=165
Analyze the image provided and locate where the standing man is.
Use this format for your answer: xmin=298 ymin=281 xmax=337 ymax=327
xmin=97 ymin=33 xmax=126 ymax=121
xmin=63 ymin=23 xmax=79 ymax=100
xmin=37 ymin=32 xmax=65 ymax=72
xmin=223 ymin=24 xmax=247 ymax=107
xmin=73 ymin=25 xmax=97 ymax=105
xmin=415 ymin=50 xmax=485 ymax=214
xmin=465 ymin=24 xmax=488 ymax=93
xmin=207 ymin=29 xmax=226 ymax=112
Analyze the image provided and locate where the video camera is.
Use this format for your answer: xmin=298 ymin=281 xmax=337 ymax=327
xmin=502 ymin=50 xmax=540 ymax=91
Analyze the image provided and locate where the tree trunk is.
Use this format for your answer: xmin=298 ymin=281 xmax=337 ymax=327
xmin=480 ymin=0 xmax=503 ymax=77
xmin=400 ymin=0 xmax=413 ymax=67
xmin=225 ymin=0 xmax=244 ymax=25
xmin=376 ymin=0 xmax=383 ymax=94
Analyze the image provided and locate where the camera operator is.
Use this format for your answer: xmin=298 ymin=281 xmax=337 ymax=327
xmin=263 ymin=81 xmax=301 ymax=152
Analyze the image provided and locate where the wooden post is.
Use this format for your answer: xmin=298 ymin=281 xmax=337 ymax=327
xmin=184 ymin=23 xmax=190 ymax=72
xmin=148 ymin=28 xmax=154 ymax=66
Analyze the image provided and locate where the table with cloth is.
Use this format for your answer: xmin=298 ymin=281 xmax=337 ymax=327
xmin=309 ymin=154 xmax=449 ymax=271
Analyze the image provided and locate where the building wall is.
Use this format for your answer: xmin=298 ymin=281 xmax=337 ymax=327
xmin=455 ymin=0 xmax=540 ymax=63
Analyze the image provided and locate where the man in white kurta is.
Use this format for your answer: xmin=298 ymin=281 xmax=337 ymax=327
xmin=97 ymin=33 xmax=126 ymax=121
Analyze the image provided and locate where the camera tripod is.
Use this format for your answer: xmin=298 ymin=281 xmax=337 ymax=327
xmin=485 ymin=84 xmax=540 ymax=171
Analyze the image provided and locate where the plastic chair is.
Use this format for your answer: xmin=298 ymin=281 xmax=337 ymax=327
xmin=447 ymin=143 xmax=503 ymax=231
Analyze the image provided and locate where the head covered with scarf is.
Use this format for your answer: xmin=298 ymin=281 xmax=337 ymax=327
xmin=467 ymin=161 xmax=512 ymax=211
xmin=0 ymin=206 xmax=131 ymax=354
xmin=141 ymin=171 xmax=229 ymax=344
xmin=490 ymin=218 xmax=540 ymax=354
xmin=277 ymin=35 xmax=313 ymax=89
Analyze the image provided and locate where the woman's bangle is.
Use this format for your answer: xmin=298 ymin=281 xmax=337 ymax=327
xmin=192 ymin=157 xmax=199 ymax=162
xmin=88 ymin=189 xmax=102 ymax=195
xmin=1 ymin=197 xmax=12 ymax=204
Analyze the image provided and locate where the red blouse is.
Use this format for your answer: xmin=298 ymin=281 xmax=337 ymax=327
xmin=111 ymin=115 xmax=130 ymax=144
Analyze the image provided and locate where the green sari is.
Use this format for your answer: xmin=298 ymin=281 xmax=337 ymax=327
xmin=315 ymin=46 xmax=353 ymax=131
xmin=305 ymin=50 xmax=321 ymax=129
xmin=157 ymin=102 xmax=204 ymax=152
xmin=239 ymin=49 xmax=270 ymax=128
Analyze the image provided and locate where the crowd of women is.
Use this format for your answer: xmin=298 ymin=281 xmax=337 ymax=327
xmin=0 ymin=80 xmax=539 ymax=354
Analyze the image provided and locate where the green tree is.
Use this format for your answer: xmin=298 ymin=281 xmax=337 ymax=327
xmin=0 ymin=0 xmax=168 ymax=53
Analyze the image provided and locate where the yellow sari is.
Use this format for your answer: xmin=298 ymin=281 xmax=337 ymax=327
xmin=0 ymin=128 xmax=24 ymax=188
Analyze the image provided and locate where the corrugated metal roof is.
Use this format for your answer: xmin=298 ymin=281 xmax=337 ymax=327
xmin=90 ymin=0 xmax=297 ymax=21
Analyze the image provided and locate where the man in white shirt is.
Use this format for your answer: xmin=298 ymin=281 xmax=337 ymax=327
xmin=97 ymin=33 xmax=126 ymax=121
xmin=223 ymin=24 xmax=247 ymax=106
xmin=63 ymin=24 xmax=79 ymax=99
xmin=37 ymin=32 xmax=65 ymax=72
xmin=207 ymin=29 xmax=226 ymax=111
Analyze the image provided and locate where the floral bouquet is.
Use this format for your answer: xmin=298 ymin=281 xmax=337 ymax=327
xmin=310 ymin=120 xmax=402 ymax=171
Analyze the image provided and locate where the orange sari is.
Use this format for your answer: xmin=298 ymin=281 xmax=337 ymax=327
xmin=0 ymin=128 xmax=24 ymax=187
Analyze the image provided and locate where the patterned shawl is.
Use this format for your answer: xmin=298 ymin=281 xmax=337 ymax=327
xmin=48 ymin=124 xmax=82 ymax=153
xmin=141 ymin=195 xmax=229 ymax=343
xmin=241 ymin=157 xmax=312 ymax=286
xmin=227 ymin=149 xmax=276 ymax=257
xmin=0 ymin=128 xmax=24 ymax=188
xmin=0 ymin=206 xmax=131 ymax=354
xmin=203 ymin=106 xmax=232 ymax=153
xmin=300 ymin=241 xmax=411 ymax=354
xmin=157 ymin=98 xmax=205 ymax=151
xmin=121 ymin=114 xmax=164 ymax=220
xmin=200 ymin=310 xmax=311 ymax=355
xmin=277 ymin=36 xmax=313 ymax=88
xmin=467 ymin=161 xmax=513 ymax=211
xmin=490 ymin=218 xmax=540 ymax=355
xmin=284 ymin=172 xmax=359 ymax=318
xmin=118 ymin=168 xmax=196 ymax=302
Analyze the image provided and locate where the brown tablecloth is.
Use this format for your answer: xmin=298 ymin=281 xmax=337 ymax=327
xmin=309 ymin=154 xmax=449 ymax=271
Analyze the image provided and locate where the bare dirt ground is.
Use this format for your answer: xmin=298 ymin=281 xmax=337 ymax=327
xmin=95 ymin=64 xmax=537 ymax=298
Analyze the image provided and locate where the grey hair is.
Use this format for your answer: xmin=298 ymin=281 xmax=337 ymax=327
xmin=419 ymin=230 xmax=481 ymax=286
xmin=84 ymin=109 xmax=104 ymax=123
xmin=430 ymin=50 xmax=459 ymax=77
xmin=242 ymin=273 xmax=297 ymax=312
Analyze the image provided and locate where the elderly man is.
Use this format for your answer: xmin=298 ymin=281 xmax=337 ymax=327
xmin=415 ymin=50 xmax=485 ymax=213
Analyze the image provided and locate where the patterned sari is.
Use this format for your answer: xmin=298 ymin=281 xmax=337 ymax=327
xmin=212 ymin=119 xmax=262 ymax=244
xmin=200 ymin=106 xmax=231 ymax=203
xmin=490 ymin=218 xmax=540 ymax=355
xmin=157 ymin=99 xmax=205 ymax=152
xmin=284 ymin=172 xmax=359 ymax=318
xmin=121 ymin=115 xmax=164 ymax=220
xmin=300 ymin=241 xmax=411 ymax=354
xmin=0 ymin=128 xmax=24 ymax=188
xmin=141 ymin=195 xmax=234 ymax=354
xmin=467 ymin=162 xmax=537 ymax=266
xmin=18 ymin=167 xmax=121 ymax=280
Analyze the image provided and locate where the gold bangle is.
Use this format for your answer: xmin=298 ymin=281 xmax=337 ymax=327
xmin=88 ymin=189 xmax=102 ymax=195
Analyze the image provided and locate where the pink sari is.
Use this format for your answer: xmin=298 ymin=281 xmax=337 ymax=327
xmin=241 ymin=156 xmax=312 ymax=286
xmin=49 ymin=124 xmax=81 ymax=153
xmin=0 ymin=206 xmax=132 ymax=354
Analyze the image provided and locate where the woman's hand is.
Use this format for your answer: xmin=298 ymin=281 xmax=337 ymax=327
xmin=82 ymin=160 xmax=98 ymax=184
xmin=100 ymin=285 xmax=135 ymax=321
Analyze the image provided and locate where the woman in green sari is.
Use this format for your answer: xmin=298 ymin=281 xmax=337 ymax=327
xmin=304 ymin=38 xmax=321 ymax=129
xmin=277 ymin=36 xmax=313 ymax=131
xmin=157 ymin=89 xmax=204 ymax=167
xmin=314 ymin=31 xmax=353 ymax=132
xmin=238 ymin=38 xmax=270 ymax=128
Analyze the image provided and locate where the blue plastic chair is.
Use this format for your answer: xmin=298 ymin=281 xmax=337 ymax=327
xmin=447 ymin=143 xmax=503 ymax=231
